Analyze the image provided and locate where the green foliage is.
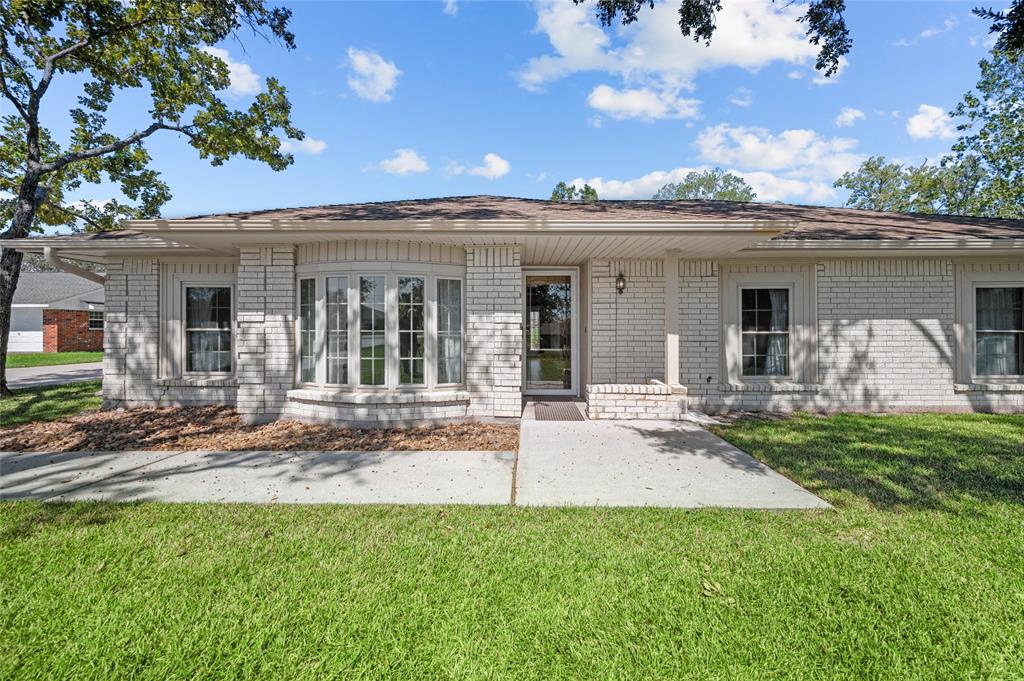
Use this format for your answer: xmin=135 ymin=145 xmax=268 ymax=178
xmin=950 ymin=50 xmax=1024 ymax=218
xmin=836 ymin=51 xmax=1023 ymax=219
xmin=973 ymin=2 xmax=1024 ymax=54
xmin=0 ymin=0 xmax=304 ymax=233
xmin=652 ymin=168 xmax=757 ymax=202
xmin=550 ymin=181 xmax=598 ymax=203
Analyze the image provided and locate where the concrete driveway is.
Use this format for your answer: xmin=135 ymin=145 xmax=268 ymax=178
xmin=515 ymin=418 xmax=830 ymax=509
xmin=7 ymin=362 xmax=103 ymax=389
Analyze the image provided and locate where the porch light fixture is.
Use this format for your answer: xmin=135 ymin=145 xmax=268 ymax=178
xmin=615 ymin=272 xmax=626 ymax=295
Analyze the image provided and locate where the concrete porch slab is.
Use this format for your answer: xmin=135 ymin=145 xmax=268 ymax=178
xmin=515 ymin=419 xmax=830 ymax=509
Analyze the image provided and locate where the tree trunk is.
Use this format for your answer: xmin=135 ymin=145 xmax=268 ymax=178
xmin=0 ymin=175 xmax=41 ymax=396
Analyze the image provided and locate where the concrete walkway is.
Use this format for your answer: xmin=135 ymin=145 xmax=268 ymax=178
xmin=1 ymin=419 xmax=828 ymax=509
xmin=516 ymin=418 xmax=830 ymax=509
xmin=7 ymin=362 xmax=103 ymax=389
xmin=1 ymin=450 xmax=516 ymax=504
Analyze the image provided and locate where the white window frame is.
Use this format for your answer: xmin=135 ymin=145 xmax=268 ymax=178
xmin=181 ymin=283 xmax=235 ymax=378
xmin=87 ymin=310 xmax=104 ymax=331
xmin=955 ymin=268 xmax=1024 ymax=384
xmin=738 ymin=285 xmax=794 ymax=379
xmin=435 ymin=277 xmax=465 ymax=387
xmin=161 ymin=272 xmax=237 ymax=379
xmin=720 ymin=267 xmax=816 ymax=386
xmin=293 ymin=262 xmax=465 ymax=392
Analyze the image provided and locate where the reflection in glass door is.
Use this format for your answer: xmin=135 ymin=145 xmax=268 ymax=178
xmin=524 ymin=273 xmax=574 ymax=394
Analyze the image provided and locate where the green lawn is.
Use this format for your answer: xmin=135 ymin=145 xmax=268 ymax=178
xmin=0 ymin=380 xmax=102 ymax=427
xmin=2 ymin=412 xmax=1023 ymax=678
xmin=6 ymin=351 xmax=103 ymax=368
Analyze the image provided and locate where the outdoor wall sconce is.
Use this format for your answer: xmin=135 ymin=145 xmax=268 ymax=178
xmin=615 ymin=272 xmax=626 ymax=295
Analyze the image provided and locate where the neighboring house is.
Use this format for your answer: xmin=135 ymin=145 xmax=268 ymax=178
xmin=6 ymin=196 xmax=1023 ymax=422
xmin=9 ymin=272 xmax=104 ymax=353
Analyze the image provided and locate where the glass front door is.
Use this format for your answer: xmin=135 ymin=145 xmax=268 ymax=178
xmin=524 ymin=273 xmax=575 ymax=394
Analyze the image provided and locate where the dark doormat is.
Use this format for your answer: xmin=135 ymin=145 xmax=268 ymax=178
xmin=533 ymin=401 xmax=585 ymax=421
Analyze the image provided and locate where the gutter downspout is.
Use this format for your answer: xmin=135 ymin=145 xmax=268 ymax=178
xmin=43 ymin=246 xmax=105 ymax=285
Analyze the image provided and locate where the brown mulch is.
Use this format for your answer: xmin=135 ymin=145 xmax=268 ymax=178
xmin=0 ymin=406 xmax=519 ymax=453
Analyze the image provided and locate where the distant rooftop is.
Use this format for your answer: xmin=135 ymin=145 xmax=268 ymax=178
xmin=12 ymin=272 xmax=104 ymax=305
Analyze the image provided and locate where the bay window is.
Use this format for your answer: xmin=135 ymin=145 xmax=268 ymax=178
xmin=296 ymin=270 xmax=463 ymax=390
xmin=975 ymin=287 xmax=1023 ymax=377
xmin=437 ymin=279 xmax=462 ymax=384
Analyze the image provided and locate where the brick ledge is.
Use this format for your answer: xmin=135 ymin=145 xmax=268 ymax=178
xmin=720 ymin=383 xmax=821 ymax=393
xmin=954 ymin=383 xmax=1024 ymax=393
xmin=154 ymin=378 xmax=238 ymax=388
xmin=287 ymin=389 xmax=471 ymax=405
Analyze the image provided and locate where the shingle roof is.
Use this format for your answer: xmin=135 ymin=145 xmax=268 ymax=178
xmin=180 ymin=195 xmax=1024 ymax=240
xmin=12 ymin=272 xmax=104 ymax=305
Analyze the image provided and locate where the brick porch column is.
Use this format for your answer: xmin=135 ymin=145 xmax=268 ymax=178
xmin=236 ymin=245 xmax=296 ymax=423
xmin=664 ymin=250 xmax=681 ymax=386
xmin=466 ymin=245 xmax=522 ymax=418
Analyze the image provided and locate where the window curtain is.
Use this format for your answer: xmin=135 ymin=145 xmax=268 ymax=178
xmin=976 ymin=288 xmax=1022 ymax=376
xmin=765 ymin=288 xmax=789 ymax=375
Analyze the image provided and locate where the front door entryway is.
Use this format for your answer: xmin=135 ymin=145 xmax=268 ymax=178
xmin=523 ymin=269 xmax=578 ymax=396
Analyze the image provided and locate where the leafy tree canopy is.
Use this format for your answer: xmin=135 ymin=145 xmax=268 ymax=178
xmin=835 ymin=50 xmax=1023 ymax=219
xmin=652 ymin=168 xmax=757 ymax=202
xmin=550 ymin=181 xmax=599 ymax=203
xmin=0 ymin=0 xmax=304 ymax=234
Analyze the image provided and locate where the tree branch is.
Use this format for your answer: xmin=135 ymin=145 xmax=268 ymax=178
xmin=45 ymin=201 xmax=106 ymax=231
xmin=0 ymin=63 xmax=29 ymax=121
xmin=39 ymin=122 xmax=196 ymax=174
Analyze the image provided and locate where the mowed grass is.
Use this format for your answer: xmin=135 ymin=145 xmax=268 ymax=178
xmin=0 ymin=380 xmax=102 ymax=427
xmin=2 ymin=413 xmax=1023 ymax=679
xmin=6 ymin=351 xmax=103 ymax=368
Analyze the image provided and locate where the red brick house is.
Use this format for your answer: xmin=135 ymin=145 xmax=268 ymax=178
xmin=10 ymin=273 xmax=104 ymax=353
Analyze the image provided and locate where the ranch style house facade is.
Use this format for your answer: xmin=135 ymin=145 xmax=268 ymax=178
xmin=6 ymin=195 xmax=1024 ymax=423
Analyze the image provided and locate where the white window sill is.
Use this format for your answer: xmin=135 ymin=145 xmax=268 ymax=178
xmin=954 ymin=383 xmax=1024 ymax=393
xmin=287 ymin=388 xmax=470 ymax=405
xmin=154 ymin=377 xmax=238 ymax=388
xmin=720 ymin=383 xmax=822 ymax=394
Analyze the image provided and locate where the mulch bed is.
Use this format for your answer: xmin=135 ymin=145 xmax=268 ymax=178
xmin=0 ymin=406 xmax=519 ymax=453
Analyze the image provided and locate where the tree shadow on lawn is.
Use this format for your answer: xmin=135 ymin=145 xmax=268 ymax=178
xmin=713 ymin=413 xmax=1024 ymax=512
xmin=0 ymin=501 xmax=123 ymax=542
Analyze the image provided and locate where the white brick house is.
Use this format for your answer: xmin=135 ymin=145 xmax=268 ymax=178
xmin=8 ymin=196 xmax=1024 ymax=422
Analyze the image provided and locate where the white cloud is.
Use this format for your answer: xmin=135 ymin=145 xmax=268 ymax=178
xmin=444 ymin=153 xmax=511 ymax=180
xmin=442 ymin=0 xmax=458 ymax=16
xmin=519 ymin=0 xmax=838 ymax=120
xmin=834 ymin=107 xmax=865 ymax=128
xmin=570 ymin=166 xmax=834 ymax=203
xmin=729 ymin=87 xmax=752 ymax=107
xmin=586 ymin=84 xmax=700 ymax=121
xmin=202 ymin=47 xmax=261 ymax=97
xmin=346 ymin=47 xmax=401 ymax=102
xmin=373 ymin=148 xmax=429 ymax=175
xmin=469 ymin=153 xmax=511 ymax=179
xmin=895 ymin=16 xmax=958 ymax=47
xmin=787 ymin=70 xmax=805 ymax=80
xmin=920 ymin=17 xmax=957 ymax=39
xmin=279 ymin=137 xmax=327 ymax=155
xmin=696 ymin=123 xmax=863 ymax=181
xmin=906 ymin=104 xmax=956 ymax=140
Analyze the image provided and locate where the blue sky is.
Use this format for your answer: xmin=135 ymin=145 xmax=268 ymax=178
xmin=35 ymin=0 xmax=1006 ymax=220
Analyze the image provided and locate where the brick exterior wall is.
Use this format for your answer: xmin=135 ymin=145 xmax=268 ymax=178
xmin=586 ymin=382 xmax=687 ymax=419
xmin=466 ymin=246 xmax=522 ymax=418
xmin=591 ymin=259 xmax=665 ymax=383
xmin=42 ymin=309 xmax=103 ymax=352
xmin=236 ymin=245 xmax=296 ymax=424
